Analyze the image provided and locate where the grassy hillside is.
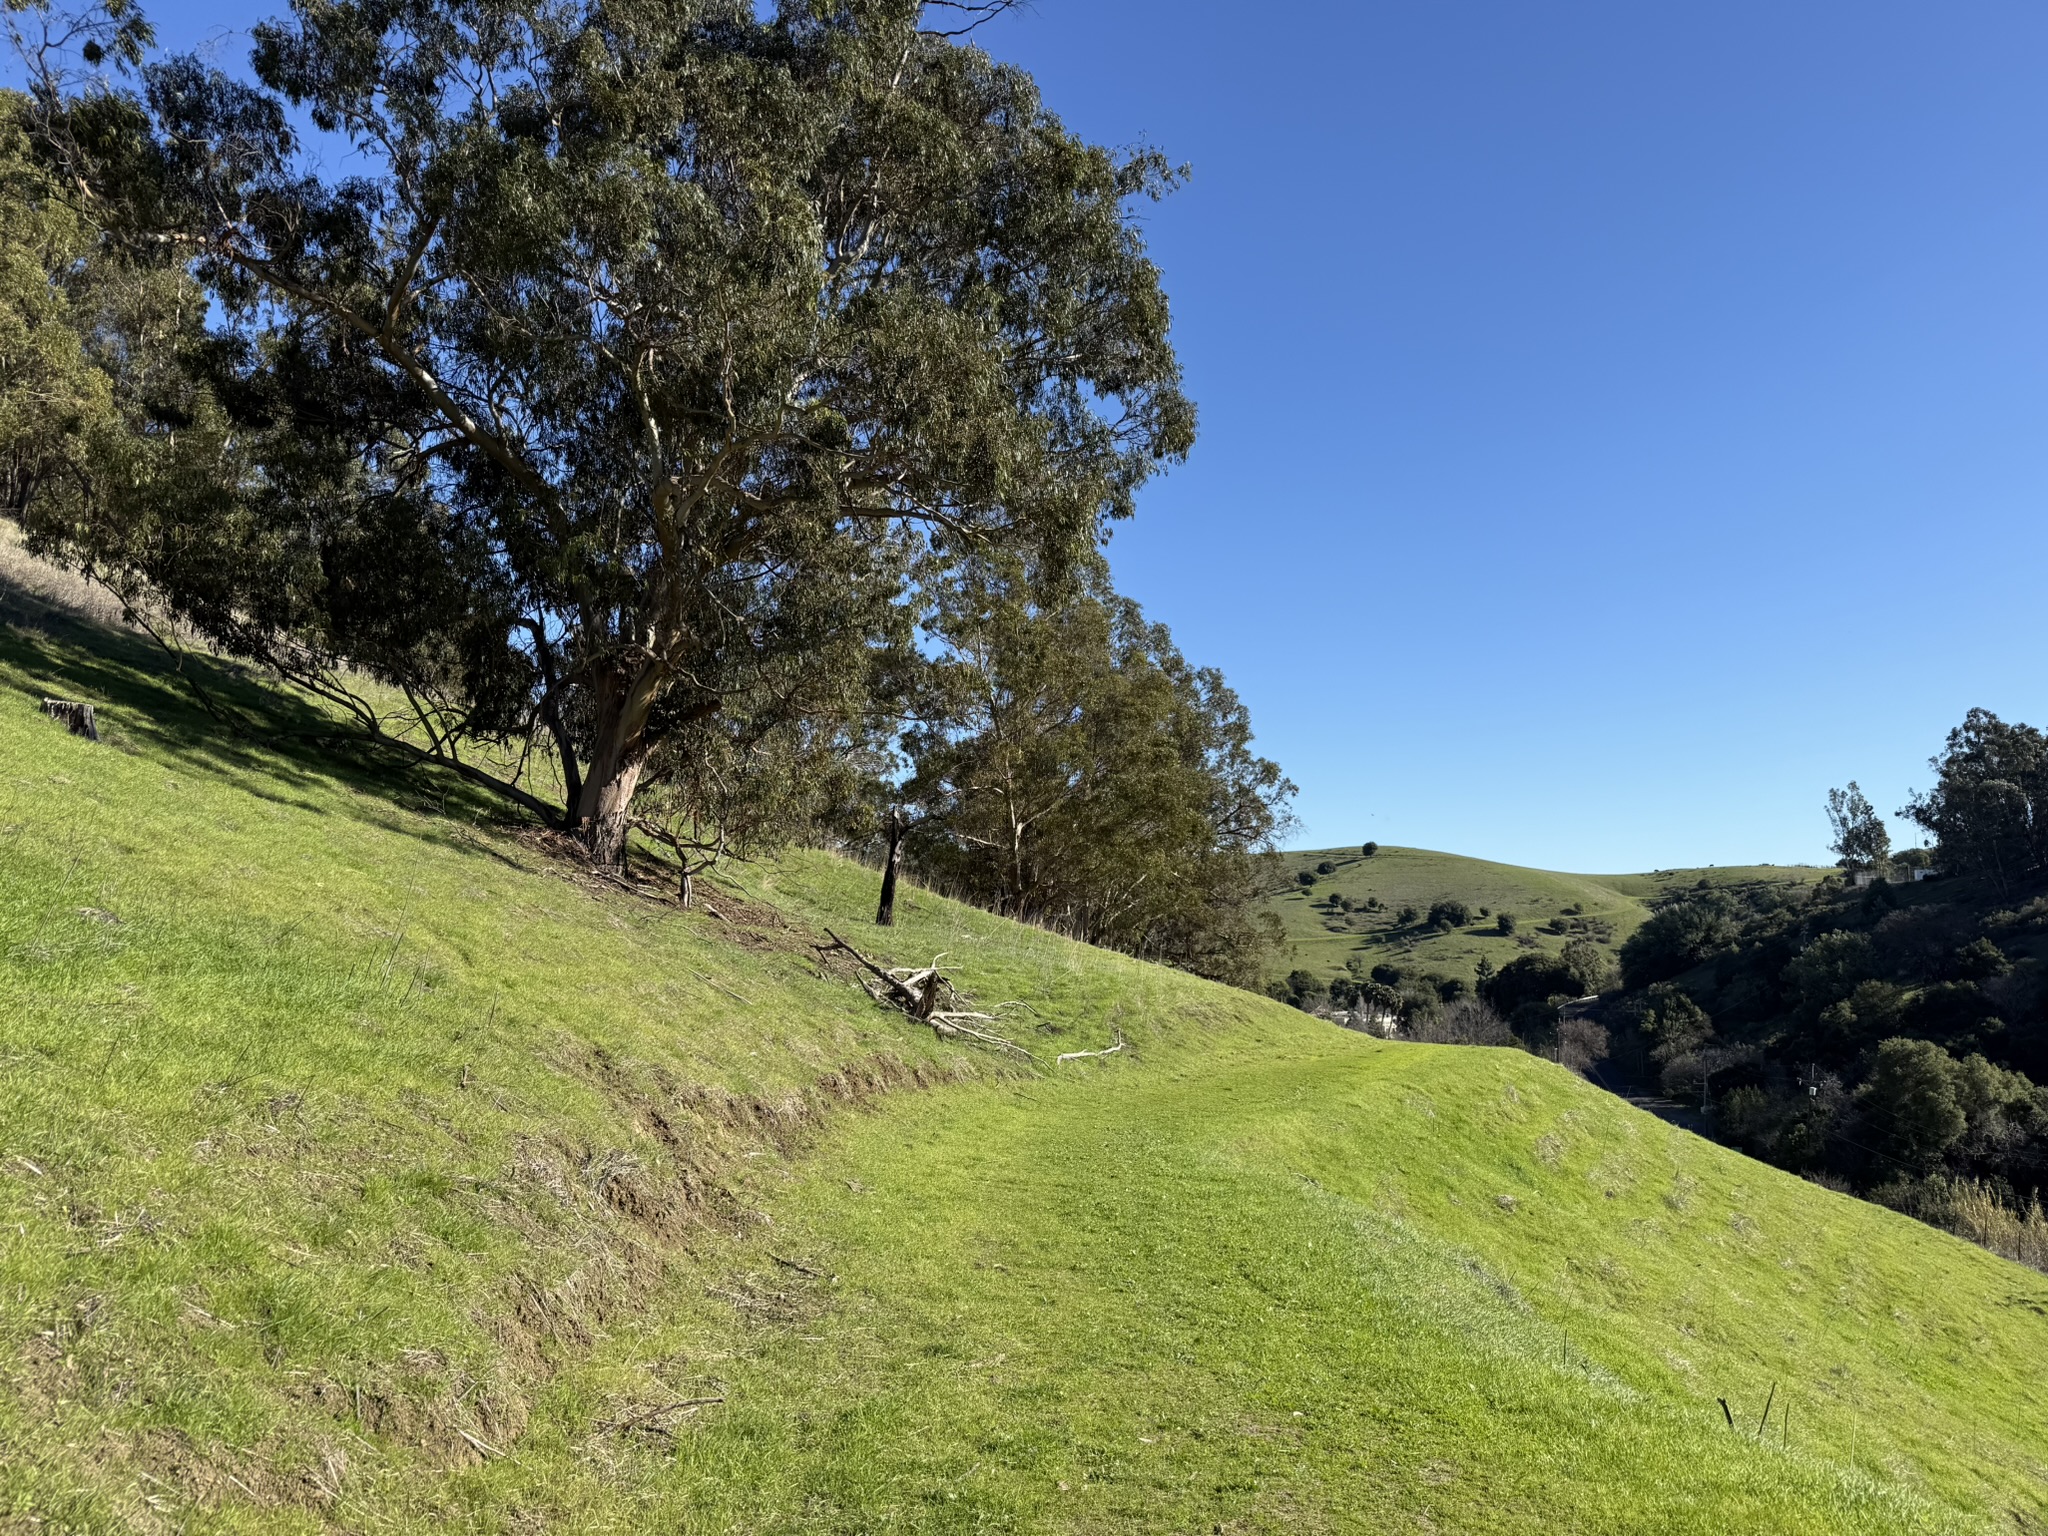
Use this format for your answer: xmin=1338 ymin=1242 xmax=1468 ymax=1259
xmin=1268 ymin=844 xmax=1828 ymax=989
xmin=1 ymin=601 xmax=2044 ymax=1532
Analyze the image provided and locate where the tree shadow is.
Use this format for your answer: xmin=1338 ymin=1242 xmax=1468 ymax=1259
xmin=0 ymin=572 xmax=543 ymax=859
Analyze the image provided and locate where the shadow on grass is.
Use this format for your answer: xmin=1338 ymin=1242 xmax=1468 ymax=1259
xmin=0 ymin=574 xmax=548 ymax=859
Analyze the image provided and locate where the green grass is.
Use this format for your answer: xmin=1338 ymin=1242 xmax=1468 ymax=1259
xmin=1268 ymin=844 xmax=1828 ymax=989
xmin=0 ymin=602 xmax=2042 ymax=1532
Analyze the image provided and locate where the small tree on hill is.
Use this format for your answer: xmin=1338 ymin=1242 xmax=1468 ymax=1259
xmin=1361 ymin=841 xmax=1379 ymax=857
xmin=1427 ymin=899 xmax=1470 ymax=930
xmin=1827 ymin=783 xmax=1892 ymax=871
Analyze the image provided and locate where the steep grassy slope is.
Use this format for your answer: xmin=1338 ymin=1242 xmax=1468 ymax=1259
xmin=0 ymin=606 xmax=2043 ymax=1533
xmin=1269 ymin=844 xmax=1827 ymax=989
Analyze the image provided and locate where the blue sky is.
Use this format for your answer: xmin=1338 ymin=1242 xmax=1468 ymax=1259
xmin=29 ymin=0 xmax=2048 ymax=871
xmin=971 ymin=0 xmax=2048 ymax=871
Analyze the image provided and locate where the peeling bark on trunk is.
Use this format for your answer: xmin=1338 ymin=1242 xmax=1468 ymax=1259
xmin=576 ymin=666 xmax=660 ymax=867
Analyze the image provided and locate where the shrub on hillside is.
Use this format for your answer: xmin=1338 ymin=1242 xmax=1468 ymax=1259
xmin=1427 ymin=899 xmax=1471 ymax=930
xmin=1482 ymin=952 xmax=1583 ymax=1019
xmin=1618 ymin=891 xmax=1739 ymax=989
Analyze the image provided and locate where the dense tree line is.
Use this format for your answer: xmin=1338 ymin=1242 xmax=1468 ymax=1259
xmin=0 ymin=1 xmax=1293 ymax=983
xmin=1599 ymin=709 xmax=2048 ymax=1254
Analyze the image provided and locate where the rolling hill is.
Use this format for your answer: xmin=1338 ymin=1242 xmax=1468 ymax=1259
xmin=0 ymin=595 xmax=2043 ymax=1531
xmin=1267 ymin=843 xmax=1829 ymax=991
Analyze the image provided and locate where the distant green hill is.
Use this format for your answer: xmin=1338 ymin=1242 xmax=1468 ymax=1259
xmin=1267 ymin=844 xmax=1828 ymax=988
xmin=1 ymin=595 xmax=2040 ymax=1531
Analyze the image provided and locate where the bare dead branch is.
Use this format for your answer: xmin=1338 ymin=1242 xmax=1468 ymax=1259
xmin=1055 ymin=1030 xmax=1127 ymax=1065
xmin=814 ymin=930 xmax=1037 ymax=1060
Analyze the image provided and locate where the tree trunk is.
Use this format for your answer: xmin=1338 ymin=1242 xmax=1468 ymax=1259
xmin=576 ymin=665 xmax=660 ymax=867
xmin=876 ymin=810 xmax=904 ymax=925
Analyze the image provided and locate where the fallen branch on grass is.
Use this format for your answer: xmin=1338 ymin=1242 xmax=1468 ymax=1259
xmin=814 ymin=930 xmax=1038 ymax=1061
xmin=1056 ymin=1030 xmax=1127 ymax=1065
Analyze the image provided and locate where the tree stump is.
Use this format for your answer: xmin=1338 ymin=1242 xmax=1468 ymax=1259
xmin=42 ymin=699 xmax=100 ymax=743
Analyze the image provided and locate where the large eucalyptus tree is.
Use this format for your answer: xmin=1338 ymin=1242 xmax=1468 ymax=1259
xmin=17 ymin=0 xmax=1192 ymax=861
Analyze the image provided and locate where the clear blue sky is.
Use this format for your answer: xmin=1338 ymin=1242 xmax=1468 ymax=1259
xmin=971 ymin=0 xmax=2048 ymax=871
xmin=33 ymin=1 xmax=2048 ymax=871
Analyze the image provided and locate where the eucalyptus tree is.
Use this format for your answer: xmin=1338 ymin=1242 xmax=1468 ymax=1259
xmin=16 ymin=0 xmax=1192 ymax=862
xmin=900 ymin=557 xmax=1294 ymax=985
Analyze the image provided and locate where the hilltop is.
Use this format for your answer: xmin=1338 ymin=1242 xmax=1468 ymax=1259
xmin=1 ymin=604 xmax=2044 ymax=1531
xmin=1267 ymin=843 xmax=1828 ymax=991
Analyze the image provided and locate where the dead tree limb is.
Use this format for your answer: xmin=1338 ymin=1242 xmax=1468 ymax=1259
xmin=1056 ymin=1030 xmax=1127 ymax=1065
xmin=815 ymin=930 xmax=1037 ymax=1060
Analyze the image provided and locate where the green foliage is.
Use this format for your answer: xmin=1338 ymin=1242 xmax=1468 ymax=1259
xmin=901 ymin=560 xmax=1293 ymax=987
xmin=1782 ymin=930 xmax=1878 ymax=1018
xmin=19 ymin=0 xmax=1196 ymax=862
xmin=1360 ymin=840 xmax=1378 ymax=857
xmin=1482 ymin=952 xmax=1581 ymax=1021
xmin=1826 ymin=782 xmax=1892 ymax=870
xmin=1949 ymin=936 xmax=2011 ymax=981
xmin=1297 ymin=870 xmax=1318 ymax=887
xmin=1860 ymin=1040 xmax=1970 ymax=1174
xmin=1259 ymin=844 xmax=1822 ymax=1001
xmin=0 ymin=91 xmax=232 ymax=638
xmin=1903 ymin=709 xmax=2048 ymax=890
xmin=1395 ymin=903 xmax=1419 ymax=926
xmin=1496 ymin=910 xmax=1518 ymax=935
xmin=1619 ymin=891 xmax=1739 ymax=989
xmin=1315 ymin=859 xmax=1336 ymax=875
xmin=1559 ymin=937 xmax=1616 ymax=995
xmin=1639 ymin=984 xmax=1714 ymax=1060
xmin=1426 ymin=897 xmax=1471 ymax=930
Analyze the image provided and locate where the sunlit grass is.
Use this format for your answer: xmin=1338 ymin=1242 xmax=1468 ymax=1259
xmin=0 ymin=607 xmax=2041 ymax=1532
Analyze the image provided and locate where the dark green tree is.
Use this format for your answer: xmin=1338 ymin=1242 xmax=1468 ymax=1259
xmin=1558 ymin=937 xmax=1614 ymax=996
xmin=1859 ymin=1038 xmax=1967 ymax=1173
xmin=1902 ymin=710 xmax=2048 ymax=892
xmin=900 ymin=557 xmax=1293 ymax=985
xmin=1618 ymin=891 xmax=1739 ymax=989
xmin=1427 ymin=898 xmax=1470 ymax=930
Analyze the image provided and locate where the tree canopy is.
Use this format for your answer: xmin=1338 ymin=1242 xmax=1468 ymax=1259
xmin=1904 ymin=709 xmax=2048 ymax=891
xmin=1826 ymin=781 xmax=1891 ymax=870
xmin=897 ymin=558 xmax=1293 ymax=986
xmin=12 ymin=0 xmax=1194 ymax=863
